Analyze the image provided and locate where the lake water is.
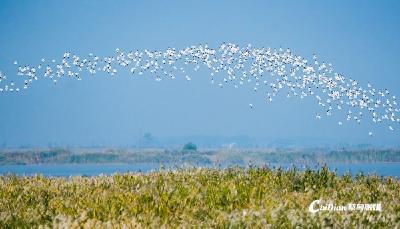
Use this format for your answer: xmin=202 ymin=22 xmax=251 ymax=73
xmin=0 ymin=162 xmax=399 ymax=177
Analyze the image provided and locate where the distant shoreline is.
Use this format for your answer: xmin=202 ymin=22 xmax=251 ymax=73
xmin=1 ymin=148 xmax=400 ymax=165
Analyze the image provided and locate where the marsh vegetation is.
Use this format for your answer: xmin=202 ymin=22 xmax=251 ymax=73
xmin=0 ymin=167 xmax=399 ymax=228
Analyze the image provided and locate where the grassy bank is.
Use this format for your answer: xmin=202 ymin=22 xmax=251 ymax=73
xmin=1 ymin=148 xmax=400 ymax=165
xmin=0 ymin=167 xmax=399 ymax=228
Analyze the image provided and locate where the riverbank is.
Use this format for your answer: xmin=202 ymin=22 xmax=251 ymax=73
xmin=1 ymin=148 xmax=400 ymax=165
xmin=0 ymin=167 xmax=399 ymax=228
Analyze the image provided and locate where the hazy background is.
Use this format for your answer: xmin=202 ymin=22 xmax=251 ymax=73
xmin=0 ymin=0 xmax=399 ymax=148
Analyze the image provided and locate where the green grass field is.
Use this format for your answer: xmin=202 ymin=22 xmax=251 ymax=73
xmin=1 ymin=167 xmax=399 ymax=228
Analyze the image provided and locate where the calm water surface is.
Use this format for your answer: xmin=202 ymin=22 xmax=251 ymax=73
xmin=0 ymin=163 xmax=399 ymax=177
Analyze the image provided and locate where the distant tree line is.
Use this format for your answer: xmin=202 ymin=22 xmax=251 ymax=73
xmin=0 ymin=147 xmax=399 ymax=165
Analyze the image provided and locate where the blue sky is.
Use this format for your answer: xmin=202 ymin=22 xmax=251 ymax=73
xmin=0 ymin=1 xmax=399 ymax=147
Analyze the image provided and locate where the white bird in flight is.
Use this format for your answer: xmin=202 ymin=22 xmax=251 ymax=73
xmin=0 ymin=42 xmax=398 ymax=137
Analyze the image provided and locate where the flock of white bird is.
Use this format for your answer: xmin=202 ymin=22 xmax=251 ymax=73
xmin=0 ymin=43 xmax=398 ymax=136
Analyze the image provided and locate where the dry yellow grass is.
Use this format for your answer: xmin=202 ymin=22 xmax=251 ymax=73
xmin=0 ymin=166 xmax=399 ymax=228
